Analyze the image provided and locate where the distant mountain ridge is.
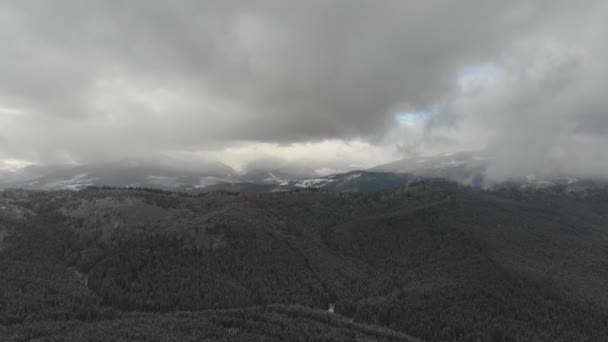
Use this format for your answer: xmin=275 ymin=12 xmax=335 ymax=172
xmin=370 ymin=151 xmax=489 ymax=187
xmin=0 ymin=161 xmax=236 ymax=191
xmin=1 ymin=152 xmax=606 ymax=192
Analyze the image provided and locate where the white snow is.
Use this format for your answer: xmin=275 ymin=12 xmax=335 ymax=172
xmin=291 ymin=172 xmax=361 ymax=188
xmin=264 ymin=172 xmax=287 ymax=184
xmin=293 ymin=178 xmax=330 ymax=188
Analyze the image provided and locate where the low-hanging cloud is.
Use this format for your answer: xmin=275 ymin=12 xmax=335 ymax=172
xmin=426 ymin=6 xmax=608 ymax=180
xmin=0 ymin=0 xmax=607 ymax=180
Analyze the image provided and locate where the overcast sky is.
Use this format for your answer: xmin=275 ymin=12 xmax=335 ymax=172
xmin=1 ymin=1 xmax=607 ymax=179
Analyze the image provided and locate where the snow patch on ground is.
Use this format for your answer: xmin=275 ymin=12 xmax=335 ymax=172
xmin=290 ymin=172 xmax=361 ymax=189
xmin=294 ymin=178 xmax=329 ymax=188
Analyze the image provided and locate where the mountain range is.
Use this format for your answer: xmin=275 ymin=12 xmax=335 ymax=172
xmin=1 ymin=151 xmax=603 ymax=193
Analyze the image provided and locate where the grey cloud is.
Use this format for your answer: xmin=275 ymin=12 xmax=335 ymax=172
xmin=0 ymin=0 xmax=607 ymax=180
xmin=423 ymin=6 xmax=608 ymax=181
xmin=0 ymin=2 xmax=552 ymax=156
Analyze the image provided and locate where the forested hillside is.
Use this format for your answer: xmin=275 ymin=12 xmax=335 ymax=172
xmin=1 ymin=181 xmax=607 ymax=341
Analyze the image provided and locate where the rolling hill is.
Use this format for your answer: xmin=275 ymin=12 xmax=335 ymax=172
xmin=1 ymin=181 xmax=608 ymax=340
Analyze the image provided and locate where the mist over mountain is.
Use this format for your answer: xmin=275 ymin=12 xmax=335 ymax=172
xmin=2 ymin=1 xmax=608 ymax=341
xmin=2 ymin=1 xmax=608 ymax=181
xmin=0 ymin=160 xmax=234 ymax=190
xmin=3 ymin=150 xmax=605 ymax=193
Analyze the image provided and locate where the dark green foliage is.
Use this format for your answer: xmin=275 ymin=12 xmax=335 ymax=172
xmin=1 ymin=181 xmax=608 ymax=341
xmin=0 ymin=306 xmax=417 ymax=341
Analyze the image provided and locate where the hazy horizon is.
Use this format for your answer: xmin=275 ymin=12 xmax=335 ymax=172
xmin=1 ymin=1 xmax=607 ymax=182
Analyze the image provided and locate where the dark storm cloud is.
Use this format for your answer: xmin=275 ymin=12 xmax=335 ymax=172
xmin=0 ymin=0 xmax=606 ymax=179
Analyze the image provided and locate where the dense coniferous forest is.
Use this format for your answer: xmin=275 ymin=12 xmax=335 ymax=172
xmin=1 ymin=181 xmax=608 ymax=341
